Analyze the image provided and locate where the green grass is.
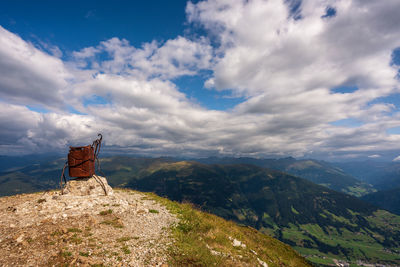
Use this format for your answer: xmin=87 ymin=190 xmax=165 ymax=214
xmin=367 ymin=210 xmax=400 ymax=228
xmin=281 ymin=224 xmax=313 ymax=245
xmin=149 ymin=209 xmax=159 ymax=213
xmin=51 ymin=230 xmax=62 ymax=236
xmin=343 ymin=184 xmax=376 ymax=197
xmin=100 ymin=217 xmax=124 ymax=228
xmin=291 ymin=206 xmax=300 ymax=215
xmin=307 ymin=255 xmax=334 ymax=265
xmin=61 ymin=250 xmax=72 ymax=257
xmin=138 ymin=190 xmax=311 ymax=267
xmin=121 ymin=245 xmax=131 ymax=254
xmin=99 ymin=209 xmax=113 ymax=216
xmin=67 ymin=228 xmax=82 ymax=233
xmin=116 ymin=236 xmax=131 ymax=242
xmin=70 ymin=233 xmax=82 ymax=245
xmin=323 ymin=210 xmax=357 ymax=227
xmin=79 ymin=252 xmax=89 ymax=257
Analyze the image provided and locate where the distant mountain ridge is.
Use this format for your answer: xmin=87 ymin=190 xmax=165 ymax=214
xmin=0 ymin=154 xmax=62 ymax=172
xmin=334 ymin=161 xmax=400 ymax=216
xmin=0 ymin=157 xmax=64 ymax=196
xmin=197 ymin=157 xmax=375 ymax=196
xmin=362 ymin=187 xmax=400 ymax=215
xmin=0 ymin=155 xmax=375 ymax=197
xmin=334 ymin=160 xmax=400 ymax=190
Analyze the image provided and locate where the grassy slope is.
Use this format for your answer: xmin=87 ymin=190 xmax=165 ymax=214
xmin=142 ymin=190 xmax=311 ymax=266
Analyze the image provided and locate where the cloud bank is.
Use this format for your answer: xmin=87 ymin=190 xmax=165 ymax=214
xmin=1 ymin=0 xmax=400 ymax=160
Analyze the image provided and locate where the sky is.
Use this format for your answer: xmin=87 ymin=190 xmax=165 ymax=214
xmin=1 ymin=0 xmax=400 ymax=161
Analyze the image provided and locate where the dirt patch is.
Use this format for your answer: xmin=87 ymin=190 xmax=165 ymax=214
xmin=0 ymin=189 xmax=177 ymax=266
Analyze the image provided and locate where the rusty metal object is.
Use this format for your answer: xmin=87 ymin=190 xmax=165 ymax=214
xmin=68 ymin=145 xmax=95 ymax=178
xmin=60 ymin=134 xmax=107 ymax=195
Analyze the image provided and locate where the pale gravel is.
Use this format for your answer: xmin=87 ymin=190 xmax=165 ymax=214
xmin=0 ymin=184 xmax=177 ymax=267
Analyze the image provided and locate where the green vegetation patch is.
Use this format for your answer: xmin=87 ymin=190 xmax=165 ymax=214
xmin=116 ymin=236 xmax=131 ymax=242
xmin=67 ymin=227 xmax=82 ymax=233
xmin=121 ymin=245 xmax=131 ymax=254
xmin=149 ymin=209 xmax=159 ymax=213
xmin=37 ymin=198 xmax=46 ymax=203
xmin=344 ymin=184 xmax=376 ymax=197
xmin=323 ymin=210 xmax=357 ymax=227
xmin=70 ymin=233 xmax=82 ymax=244
xmin=99 ymin=209 xmax=113 ymax=216
xmin=79 ymin=252 xmax=89 ymax=257
xmin=291 ymin=206 xmax=300 ymax=215
xmin=101 ymin=217 xmax=124 ymax=228
xmin=367 ymin=210 xmax=400 ymax=229
xmin=61 ymin=250 xmax=72 ymax=258
xmin=307 ymin=255 xmax=335 ymax=265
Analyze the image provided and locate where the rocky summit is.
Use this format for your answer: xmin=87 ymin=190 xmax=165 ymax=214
xmin=0 ymin=176 xmax=177 ymax=266
xmin=0 ymin=174 xmax=311 ymax=267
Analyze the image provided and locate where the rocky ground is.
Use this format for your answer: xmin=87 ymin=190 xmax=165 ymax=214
xmin=0 ymin=176 xmax=177 ymax=266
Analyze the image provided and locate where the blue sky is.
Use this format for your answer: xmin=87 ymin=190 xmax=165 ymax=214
xmin=1 ymin=0 xmax=400 ymax=161
xmin=0 ymin=1 xmax=188 ymax=50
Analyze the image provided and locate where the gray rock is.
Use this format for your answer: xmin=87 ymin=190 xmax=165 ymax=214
xmin=62 ymin=175 xmax=113 ymax=196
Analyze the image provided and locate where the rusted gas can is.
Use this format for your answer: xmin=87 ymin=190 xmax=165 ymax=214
xmin=68 ymin=145 xmax=95 ymax=178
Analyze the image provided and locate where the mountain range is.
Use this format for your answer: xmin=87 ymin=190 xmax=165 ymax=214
xmin=334 ymin=160 xmax=400 ymax=190
xmin=198 ymin=157 xmax=375 ymax=196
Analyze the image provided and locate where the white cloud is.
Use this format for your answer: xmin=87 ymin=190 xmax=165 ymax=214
xmin=0 ymin=26 xmax=72 ymax=109
xmin=72 ymin=36 xmax=213 ymax=79
xmin=0 ymin=103 xmax=40 ymax=145
xmin=188 ymin=0 xmax=400 ymax=96
xmin=393 ymin=155 xmax=400 ymax=162
xmin=0 ymin=102 xmax=100 ymax=154
xmin=368 ymin=154 xmax=381 ymax=158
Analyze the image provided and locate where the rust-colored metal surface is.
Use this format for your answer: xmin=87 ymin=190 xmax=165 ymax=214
xmin=60 ymin=134 xmax=105 ymax=194
xmin=68 ymin=145 xmax=95 ymax=178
